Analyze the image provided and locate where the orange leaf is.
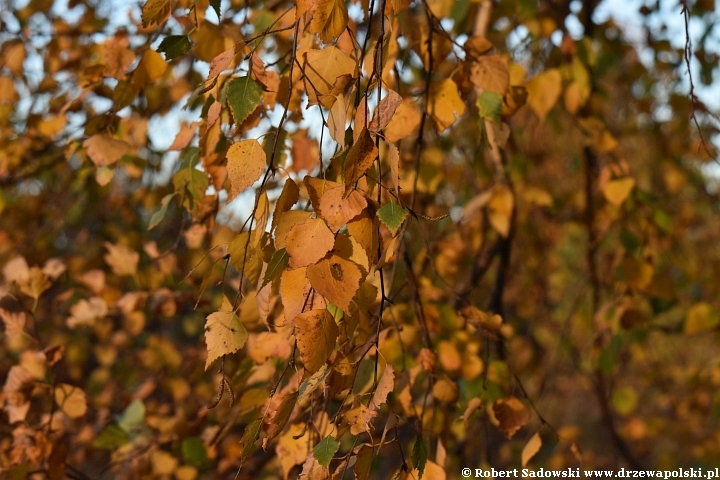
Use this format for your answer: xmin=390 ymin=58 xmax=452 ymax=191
xmin=306 ymin=255 xmax=362 ymax=314
xmin=294 ymin=309 xmax=338 ymax=373
xmin=286 ymin=218 xmax=335 ymax=269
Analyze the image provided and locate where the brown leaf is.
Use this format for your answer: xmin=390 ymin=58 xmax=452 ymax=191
xmin=369 ymin=89 xmax=402 ymax=133
xmin=468 ymin=55 xmax=510 ymax=95
xmin=343 ymin=128 xmax=378 ymax=196
xmin=294 ymin=309 xmax=339 ymax=373
xmin=273 ymin=178 xmax=300 ymax=230
xmin=493 ymin=397 xmax=530 ymax=439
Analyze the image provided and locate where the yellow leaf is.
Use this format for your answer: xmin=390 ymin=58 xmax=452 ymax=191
xmin=191 ymin=21 xmax=226 ymax=63
xmin=275 ymin=210 xmax=313 ymax=250
xmin=103 ymin=242 xmax=139 ymax=276
xmin=303 ymin=47 xmax=358 ymax=108
xmin=151 ymin=450 xmax=178 ymax=475
xmin=132 ymin=49 xmax=168 ymax=90
xmin=564 ymin=80 xmax=589 ymax=114
xmin=294 ymin=309 xmax=338 ymax=373
xmin=488 ymin=184 xmax=514 ymax=238
xmin=226 ymin=139 xmax=267 ymax=202
xmin=526 ymin=69 xmax=562 ymax=122
xmin=307 ymin=255 xmax=362 ymax=314
xmin=492 ymin=396 xmax=530 ymax=439
xmin=141 ymin=0 xmax=170 ymax=27
xmin=343 ymin=128 xmax=379 ymax=196
xmin=384 ymin=99 xmax=421 ymax=143
xmin=286 ymin=218 xmax=335 ymax=268
xmin=684 ymin=302 xmax=719 ymax=334
xmin=54 ymin=384 xmax=87 ymax=419
xmin=602 ymin=177 xmax=635 ymax=206
xmin=428 ymin=79 xmax=466 ymax=132
xmin=309 ymin=0 xmax=349 ymax=44
xmin=204 ymin=306 xmax=248 ymax=370
xmin=521 ymin=432 xmax=542 ymax=467
xmin=83 ymin=134 xmax=130 ymax=167
xmin=277 ymin=423 xmax=309 ymax=479
xmin=431 ymin=376 xmax=458 ymax=403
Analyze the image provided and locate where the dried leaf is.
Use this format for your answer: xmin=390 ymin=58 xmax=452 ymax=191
xmin=344 ymin=404 xmax=377 ymax=435
xmin=294 ymin=309 xmax=339 ymax=373
xmin=343 ymin=128 xmax=378 ymax=196
xmin=493 ymin=397 xmax=530 ymax=439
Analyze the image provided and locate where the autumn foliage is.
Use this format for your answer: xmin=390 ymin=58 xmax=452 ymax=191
xmin=1 ymin=0 xmax=720 ymax=478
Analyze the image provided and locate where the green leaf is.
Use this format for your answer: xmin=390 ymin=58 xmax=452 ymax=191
xmin=179 ymin=146 xmax=200 ymax=168
xmin=172 ymin=167 xmax=209 ymax=202
xmin=377 ymin=202 xmax=408 ymax=235
xmin=181 ymin=437 xmax=208 ymax=467
xmin=240 ymin=418 xmax=263 ymax=464
xmin=226 ymin=76 xmax=264 ymax=126
xmin=92 ymin=425 xmax=129 ymax=450
xmin=261 ymin=248 xmax=289 ymax=288
xmin=313 ymin=435 xmax=340 ymax=468
xmin=477 ymin=90 xmax=503 ymax=123
xmin=157 ymin=35 xmax=192 ymax=61
xmin=411 ymin=435 xmax=428 ymax=479
xmin=148 ymin=193 xmax=174 ymax=230
xmin=117 ymin=399 xmax=145 ymax=433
